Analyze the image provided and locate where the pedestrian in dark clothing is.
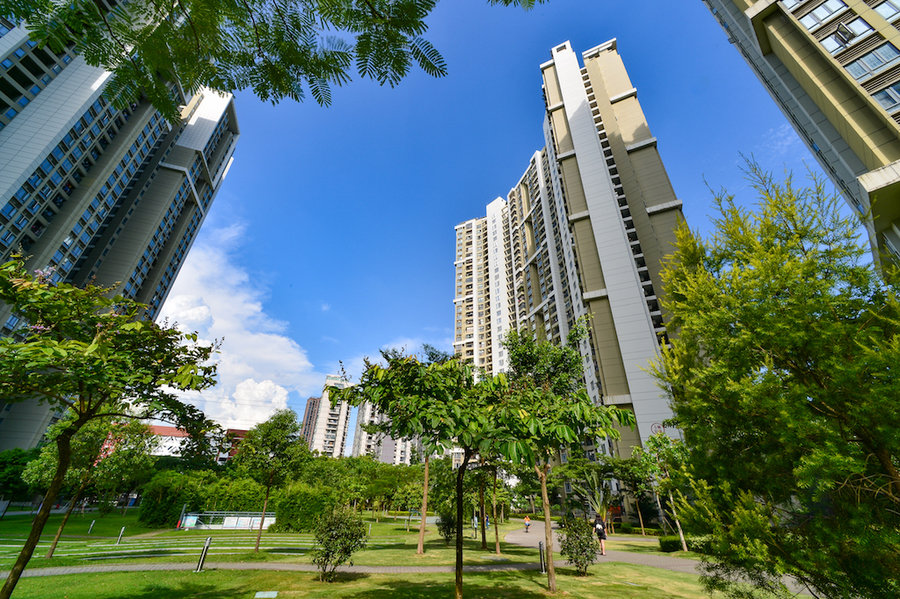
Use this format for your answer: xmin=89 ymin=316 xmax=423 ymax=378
xmin=594 ymin=515 xmax=607 ymax=556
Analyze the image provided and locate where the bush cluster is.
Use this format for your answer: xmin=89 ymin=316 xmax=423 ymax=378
xmin=270 ymin=482 xmax=336 ymax=532
xmin=559 ymin=518 xmax=600 ymax=575
xmin=138 ymin=471 xmax=267 ymax=528
xmin=311 ymin=508 xmax=367 ymax=582
xmin=436 ymin=510 xmax=457 ymax=545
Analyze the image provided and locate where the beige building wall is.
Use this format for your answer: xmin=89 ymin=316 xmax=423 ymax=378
xmin=707 ymin=0 xmax=900 ymax=262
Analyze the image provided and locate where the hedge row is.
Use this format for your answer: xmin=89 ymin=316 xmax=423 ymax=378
xmin=658 ymin=534 xmax=714 ymax=554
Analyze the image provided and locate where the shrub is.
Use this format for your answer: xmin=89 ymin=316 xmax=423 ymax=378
xmin=658 ymin=535 xmax=686 ymax=552
xmin=138 ymin=470 xmax=209 ymax=528
xmin=436 ymin=510 xmax=457 ymax=545
xmin=685 ymin=534 xmax=714 ymax=555
xmin=617 ymin=522 xmax=634 ymax=534
xmin=270 ymin=482 xmax=335 ymax=532
xmin=311 ymin=508 xmax=367 ymax=582
xmin=559 ymin=518 xmax=600 ymax=575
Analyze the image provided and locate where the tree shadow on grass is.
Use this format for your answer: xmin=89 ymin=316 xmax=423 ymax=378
xmin=98 ymin=580 xmax=252 ymax=599
xmin=344 ymin=571 xmax=549 ymax=599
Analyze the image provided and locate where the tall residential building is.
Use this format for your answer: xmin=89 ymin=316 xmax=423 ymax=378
xmin=307 ymin=375 xmax=352 ymax=457
xmin=705 ymin=0 xmax=900 ymax=262
xmin=456 ymin=40 xmax=684 ymax=452
xmin=0 ymin=21 xmax=240 ymax=451
xmin=351 ymin=402 xmax=414 ymax=465
xmin=300 ymin=395 xmax=321 ymax=447
xmin=452 ymin=197 xmax=514 ymax=376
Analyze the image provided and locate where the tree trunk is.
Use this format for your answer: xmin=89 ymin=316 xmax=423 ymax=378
xmin=636 ymin=497 xmax=646 ymax=536
xmin=478 ymin=472 xmax=486 ymax=550
xmin=2 ymin=428 xmax=75 ymax=599
xmin=668 ymin=489 xmax=688 ymax=552
xmin=653 ymin=491 xmax=668 ymax=534
xmin=255 ymin=475 xmax=272 ymax=553
xmin=528 ymin=494 xmax=535 ymax=513
xmin=418 ymin=455 xmax=429 ymax=554
xmin=47 ymin=476 xmax=89 ymax=558
xmin=492 ymin=468 xmax=500 ymax=555
xmin=455 ymin=449 xmax=471 ymax=599
xmin=536 ymin=462 xmax=556 ymax=593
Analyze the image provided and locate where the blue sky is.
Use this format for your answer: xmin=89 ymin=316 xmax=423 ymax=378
xmin=158 ymin=0 xmax=833 ymax=431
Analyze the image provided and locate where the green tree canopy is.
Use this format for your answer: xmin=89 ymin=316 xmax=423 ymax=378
xmin=500 ymin=321 xmax=634 ymax=592
xmin=0 ymin=448 xmax=39 ymax=502
xmin=232 ymin=408 xmax=306 ymax=552
xmin=0 ymin=256 xmax=218 ymax=599
xmin=653 ymin=166 xmax=900 ymax=599
xmin=5 ymin=0 xmax=545 ymax=122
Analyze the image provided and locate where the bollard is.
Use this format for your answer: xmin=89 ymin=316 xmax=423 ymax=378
xmin=368 ymin=523 xmax=372 ymax=536
xmin=538 ymin=541 xmax=546 ymax=574
xmin=195 ymin=537 xmax=212 ymax=572
xmin=88 ymin=520 xmax=95 ymax=534
xmin=116 ymin=526 xmax=125 ymax=545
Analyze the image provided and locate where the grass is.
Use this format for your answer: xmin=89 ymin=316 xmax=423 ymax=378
xmin=0 ymin=510 xmax=147 ymax=538
xmin=8 ymin=564 xmax=718 ymax=598
xmin=605 ymin=538 xmax=705 ymax=561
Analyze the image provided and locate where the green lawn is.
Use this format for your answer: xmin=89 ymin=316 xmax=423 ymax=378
xmin=9 ymin=564 xmax=717 ymax=598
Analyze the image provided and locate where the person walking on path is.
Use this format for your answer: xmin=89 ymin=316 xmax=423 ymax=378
xmin=524 ymin=515 xmax=531 ymax=533
xmin=594 ymin=516 xmax=607 ymax=556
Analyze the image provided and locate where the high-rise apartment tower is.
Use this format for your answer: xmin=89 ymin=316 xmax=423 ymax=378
xmin=307 ymin=375 xmax=352 ymax=457
xmin=0 ymin=21 xmax=239 ymax=450
xmin=456 ymin=40 xmax=684 ymax=451
xmin=351 ymin=402 xmax=415 ymax=465
xmin=705 ymin=0 xmax=900 ymax=261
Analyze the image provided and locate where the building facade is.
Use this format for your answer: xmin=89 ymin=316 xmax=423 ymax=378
xmin=307 ymin=375 xmax=352 ymax=458
xmin=457 ymin=40 xmax=684 ymax=452
xmin=705 ymin=0 xmax=900 ymax=262
xmin=0 ymin=21 xmax=239 ymax=451
xmin=351 ymin=401 xmax=415 ymax=465
xmin=299 ymin=395 xmax=321 ymax=447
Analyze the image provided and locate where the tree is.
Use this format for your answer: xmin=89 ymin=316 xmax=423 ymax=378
xmin=6 ymin=0 xmax=545 ymax=123
xmin=0 ymin=447 xmax=39 ymax=503
xmin=653 ymin=166 xmax=900 ymax=599
xmin=232 ymin=408 xmax=304 ymax=553
xmin=610 ymin=456 xmax=653 ymax=535
xmin=633 ymin=433 xmax=688 ymax=551
xmin=332 ymin=353 xmax=489 ymax=599
xmin=311 ymin=507 xmax=367 ymax=582
xmin=0 ymin=257 xmax=217 ymax=599
xmin=23 ymin=414 xmax=157 ymax=558
xmin=500 ymin=322 xmax=634 ymax=592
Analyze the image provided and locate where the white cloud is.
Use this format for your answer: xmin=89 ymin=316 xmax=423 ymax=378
xmin=158 ymin=223 xmax=326 ymax=430
xmin=321 ymin=303 xmax=331 ymax=312
xmin=760 ymin=123 xmax=802 ymax=157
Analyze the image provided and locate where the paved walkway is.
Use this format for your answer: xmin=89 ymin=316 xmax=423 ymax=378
xmin=0 ymin=519 xmax=812 ymax=595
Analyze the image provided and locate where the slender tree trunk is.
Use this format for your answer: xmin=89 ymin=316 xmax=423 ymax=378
xmin=536 ymin=462 xmax=556 ymax=593
xmin=455 ymin=449 xmax=471 ymax=599
xmin=47 ymin=477 xmax=89 ymax=558
xmin=636 ymin=497 xmax=646 ymax=536
xmin=255 ymin=475 xmax=272 ymax=553
xmin=478 ymin=472 xmax=486 ymax=550
xmin=2 ymin=429 xmax=75 ymax=599
xmin=528 ymin=494 xmax=535 ymax=513
xmin=653 ymin=491 xmax=668 ymax=534
xmin=492 ymin=468 xmax=500 ymax=555
xmin=668 ymin=489 xmax=688 ymax=552
xmin=417 ymin=455 xmax=429 ymax=554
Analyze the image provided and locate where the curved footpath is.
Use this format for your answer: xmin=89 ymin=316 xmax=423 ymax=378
xmin=0 ymin=519 xmax=811 ymax=595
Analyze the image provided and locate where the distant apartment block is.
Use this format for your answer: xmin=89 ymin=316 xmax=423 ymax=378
xmin=456 ymin=40 xmax=684 ymax=451
xmin=299 ymin=395 xmax=321 ymax=447
xmin=0 ymin=20 xmax=239 ymax=451
xmin=351 ymin=401 xmax=415 ymax=465
xmin=307 ymin=375 xmax=352 ymax=458
xmin=706 ymin=0 xmax=900 ymax=262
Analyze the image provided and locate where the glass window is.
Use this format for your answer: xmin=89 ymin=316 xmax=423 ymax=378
xmin=1 ymin=202 xmax=16 ymax=219
xmin=847 ymin=43 xmax=900 ymax=80
xmin=874 ymin=81 xmax=900 ymax=110
xmin=4 ymin=107 xmax=16 ymax=119
xmin=800 ymin=0 xmax=846 ymax=29
xmin=13 ymin=48 xmax=25 ymax=58
xmin=876 ymin=0 xmax=900 ymax=20
xmin=0 ymin=230 xmax=15 ymax=247
xmin=0 ymin=58 xmax=11 ymax=69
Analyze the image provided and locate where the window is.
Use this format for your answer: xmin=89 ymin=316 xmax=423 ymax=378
xmin=1 ymin=58 xmax=12 ymax=69
xmin=821 ymin=18 xmax=873 ymax=53
xmin=847 ymin=43 xmax=900 ymax=80
xmin=800 ymin=0 xmax=846 ymax=30
xmin=876 ymin=0 xmax=900 ymax=20
xmin=874 ymin=81 xmax=900 ymax=111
